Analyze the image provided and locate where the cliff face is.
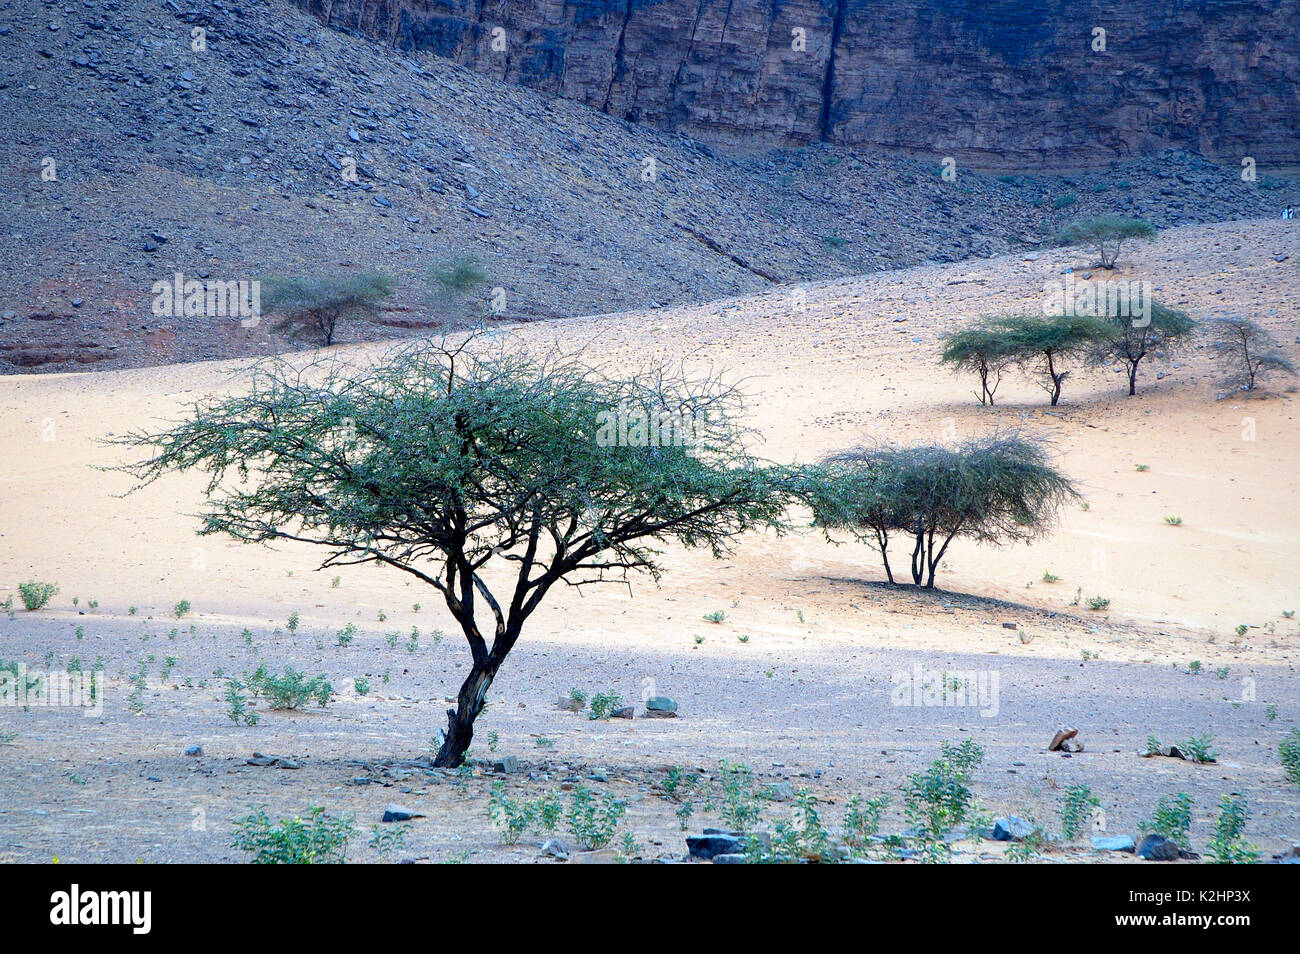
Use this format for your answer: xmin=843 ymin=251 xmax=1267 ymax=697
xmin=293 ymin=0 xmax=1298 ymax=169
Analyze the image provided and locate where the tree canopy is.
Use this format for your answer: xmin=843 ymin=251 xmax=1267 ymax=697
xmin=115 ymin=338 xmax=795 ymax=765
xmin=1056 ymin=216 xmax=1158 ymax=269
xmin=1087 ymin=302 xmax=1196 ymax=395
xmin=260 ymin=272 xmax=394 ymax=346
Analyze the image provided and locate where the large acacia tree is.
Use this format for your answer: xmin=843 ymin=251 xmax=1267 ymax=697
xmin=1087 ymin=301 xmax=1196 ymax=396
xmin=802 ymin=435 xmax=1079 ymax=588
xmin=118 ymin=338 xmax=794 ymax=765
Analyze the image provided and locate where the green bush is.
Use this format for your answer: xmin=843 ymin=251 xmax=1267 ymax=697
xmin=17 ymin=580 xmax=59 ymax=611
xmin=939 ymin=322 xmax=1016 ymax=406
xmin=1139 ymin=792 xmax=1193 ymax=849
xmin=232 ymin=806 xmax=354 ymax=864
xmin=1056 ymin=215 xmax=1157 ymax=269
xmin=261 ymin=272 xmax=394 ymax=346
xmin=1280 ymin=729 xmax=1300 ymax=787
xmin=245 ymin=664 xmax=332 ymax=710
xmin=566 ymin=785 xmax=626 ymax=849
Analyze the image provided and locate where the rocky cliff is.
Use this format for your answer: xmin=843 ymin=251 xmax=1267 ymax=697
xmin=292 ymin=0 xmax=1299 ymax=169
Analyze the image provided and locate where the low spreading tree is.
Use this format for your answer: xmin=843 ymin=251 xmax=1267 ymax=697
xmin=429 ymin=257 xmax=490 ymax=321
xmin=802 ymin=435 xmax=1079 ymax=588
xmin=1088 ymin=302 xmax=1197 ymax=396
xmin=939 ymin=322 xmax=1016 ymax=405
xmin=115 ymin=338 xmax=794 ymax=767
xmin=1056 ymin=216 xmax=1157 ymax=269
xmin=261 ymin=273 xmax=394 ymax=346
xmin=1206 ymin=316 xmax=1296 ymax=392
xmin=992 ymin=314 xmax=1113 ymax=406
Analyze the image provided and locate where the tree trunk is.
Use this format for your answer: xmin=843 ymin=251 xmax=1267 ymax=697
xmin=432 ymin=662 xmax=495 ymax=767
xmin=1127 ymin=361 xmax=1138 ymax=396
xmin=910 ymin=522 xmax=925 ymax=585
xmin=1046 ymin=351 xmax=1062 ymax=406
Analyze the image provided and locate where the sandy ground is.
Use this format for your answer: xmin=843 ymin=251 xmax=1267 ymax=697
xmin=1 ymin=219 xmax=1297 ymax=862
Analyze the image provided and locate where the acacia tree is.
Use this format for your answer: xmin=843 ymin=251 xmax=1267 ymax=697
xmin=116 ymin=339 xmax=793 ymax=766
xmin=1088 ymin=302 xmax=1196 ymax=396
xmin=1056 ymin=216 xmax=1157 ymax=269
xmin=1207 ymin=316 xmax=1296 ymax=392
xmin=940 ymin=323 xmax=1016 ymax=405
xmin=262 ymin=273 xmax=394 ymax=346
xmin=803 ymin=436 xmax=1079 ymax=588
xmin=993 ymin=314 xmax=1113 ymax=406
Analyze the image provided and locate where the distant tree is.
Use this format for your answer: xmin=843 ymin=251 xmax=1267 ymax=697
xmin=940 ymin=323 xmax=1016 ymax=405
xmin=116 ymin=338 xmax=794 ymax=767
xmin=802 ymin=436 xmax=1079 ymax=589
xmin=1207 ymin=316 xmax=1297 ymax=392
xmin=261 ymin=273 xmax=394 ymax=346
xmin=1056 ymin=216 xmax=1157 ymax=269
xmin=429 ymin=257 xmax=490 ymax=321
xmin=993 ymin=314 xmax=1113 ymax=406
xmin=1088 ymin=302 xmax=1197 ymax=396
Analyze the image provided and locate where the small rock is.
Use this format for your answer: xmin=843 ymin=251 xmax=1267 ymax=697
xmin=541 ymin=838 xmax=569 ymax=860
xmin=1001 ymin=621 xmax=1017 ymax=630
xmin=611 ymin=706 xmax=634 ymax=719
xmin=1047 ymin=726 xmax=1078 ymax=751
xmin=992 ymin=816 xmax=1036 ymax=842
xmin=491 ymin=756 xmax=518 ymax=774
xmin=645 ymin=696 xmax=678 ymax=714
xmin=183 ymin=744 xmax=203 ymax=757
xmin=687 ymin=833 xmax=742 ymax=859
xmin=1135 ymin=834 xmax=1180 ymax=861
xmin=382 ymin=804 xmax=425 ymax=823
xmin=1091 ymin=835 xmax=1136 ymax=852
xmin=712 ymin=853 xmax=747 ymax=864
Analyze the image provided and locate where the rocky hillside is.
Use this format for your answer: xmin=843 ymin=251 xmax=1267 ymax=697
xmin=295 ymin=0 xmax=1300 ymax=169
xmin=0 ymin=0 xmax=1296 ymax=373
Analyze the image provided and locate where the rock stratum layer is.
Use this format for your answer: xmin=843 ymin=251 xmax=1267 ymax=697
xmin=292 ymin=0 xmax=1300 ymax=169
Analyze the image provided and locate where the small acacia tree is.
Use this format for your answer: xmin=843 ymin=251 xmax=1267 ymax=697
xmin=262 ymin=273 xmax=394 ymax=346
xmin=1088 ymin=302 xmax=1197 ymax=396
xmin=116 ymin=338 xmax=793 ymax=766
xmin=993 ymin=314 xmax=1113 ymax=406
xmin=429 ymin=257 xmax=490 ymax=321
xmin=940 ymin=323 xmax=1016 ymax=405
xmin=802 ymin=435 xmax=1079 ymax=588
xmin=1056 ymin=216 xmax=1157 ymax=269
xmin=1207 ymin=316 xmax=1296 ymax=392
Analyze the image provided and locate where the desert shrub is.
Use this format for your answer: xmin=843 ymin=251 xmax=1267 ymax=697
xmin=117 ymin=338 xmax=794 ymax=767
xmin=988 ymin=313 xmax=1114 ymax=406
xmin=17 ymin=580 xmax=59 ymax=611
xmin=719 ymin=760 xmax=767 ymax=832
xmin=587 ymin=691 xmax=623 ymax=720
xmin=939 ymin=322 xmax=1016 ymax=405
xmin=842 ymin=793 xmax=889 ymax=853
xmin=232 ymin=806 xmax=354 ymax=864
xmin=902 ymin=739 xmax=984 ymax=857
xmin=1139 ymin=792 xmax=1193 ymax=849
xmin=429 ymin=256 xmax=489 ymax=320
xmin=1056 ymin=215 xmax=1157 ymax=269
xmin=486 ymin=781 xmax=535 ymax=845
xmin=803 ymin=435 xmax=1078 ymax=587
xmin=1087 ymin=301 xmax=1197 ymax=395
xmin=261 ymin=272 xmax=394 ymax=346
xmin=1060 ymin=783 xmax=1101 ymax=840
xmin=1206 ymin=795 xmax=1258 ymax=864
xmin=245 ymin=664 xmax=332 ymax=710
xmin=1206 ymin=315 xmax=1296 ymax=392
xmin=566 ymin=785 xmax=625 ymax=849
xmin=1278 ymin=729 xmax=1300 ymax=787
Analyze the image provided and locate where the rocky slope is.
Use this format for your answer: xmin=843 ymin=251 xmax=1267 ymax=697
xmin=0 ymin=0 xmax=1297 ymax=373
xmin=295 ymin=0 xmax=1300 ymax=168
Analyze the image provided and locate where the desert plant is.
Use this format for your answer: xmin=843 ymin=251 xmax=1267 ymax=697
xmin=1139 ymin=792 xmax=1193 ymax=849
xmin=1279 ymin=729 xmax=1300 ymax=787
xmin=429 ymin=256 xmax=490 ymax=321
xmin=1060 ymin=784 xmax=1101 ymax=840
xmin=988 ymin=313 xmax=1114 ymax=405
xmin=719 ymin=761 xmax=766 ymax=832
xmin=17 ymin=580 xmax=59 ymax=611
xmin=842 ymin=793 xmax=889 ymax=853
xmin=261 ymin=272 xmax=394 ymax=346
xmin=939 ymin=323 xmax=1016 ymax=405
xmin=245 ymin=664 xmax=332 ymax=710
xmin=566 ymin=785 xmax=625 ymax=849
xmin=1206 ymin=315 xmax=1296 ymax=392
xmin=117 ymin=337 xmax=794 ymax=767
xmin=1088 ymin=302 xmax=1196 ymax=396
xmin=803 ymin=435 xmax=1078 ymax=588
xmin=1206 ymin=795 xmax=1258 ymax=864
xmin=486 ymin=781 xmax=536 ymax=845
xmin=587 ymin=691 xmax=623 ymax=720
xmin=1056 ymin=216 xmax=1157 ymax=269
xmin=902 ymin=739 xmax=984 ymax=857
xmin=368 ymin=822 xmax=409 ymax=858
xmin=232 ymin=806 xmax=354 ymax=864
xmin=1181 ymin=733 xmax=1218 ymax=764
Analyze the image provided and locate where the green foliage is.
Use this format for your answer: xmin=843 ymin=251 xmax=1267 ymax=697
xmin=702 ymin=610 xmax=727 ymax=623
xmin=244 ymin=664 xmax=332 ymax=710
xmin=261 ymin=272 xmax=394 ymax=346
xmin=1206 ymin=795 xmax=1258 ymax=864
xmin=803 ymin=435 xmax=1078 ymax=587
xmin=486 ymin=781 xmax=536 ymax=845
xmin=1181 ymin=733 xmax=1217 ymax=764
xmin=587 ymin=691 xmax=624 ymax=720
xmin=902 ymin=740 xmax=985 ymax=858
xmin=224 ymin=679 xmax=258 ymax=724
xmin=939 ymin=322 xmax=1016 ymax=405
xmin=719 ymin=761 xmax=766 ymax=832
xmin=1087 ymin=302 xmax=1197 ymax=395
xmin=17 ymin=580 xmax=59 ymax=611
xmin=1278 ymin=729 xmax=1300 ymax=787
xmin=172 ymin=599 xmax=191 ymax=618
xmin=566 ymin=785 xmax=626 ymax=849
xmin=985 ymin=313 xmax=1115 ymax=405
xmin=368 ymin=823 xmax=410 ymax=858
xmin=1004 ymin=821 xmax=1047 ymax=862
xmin=1060 ymin=784 xmax=1100 ymax=840
xmin=1055 ymin=215 xmax=1157 ymax=268
xmin=842 ymin=794 xmax=889 ymax=853
xmin=232 ymin=806 xmax=354 ymax=864
xmin=1139 ymin=793 xmax=1193 ymax=849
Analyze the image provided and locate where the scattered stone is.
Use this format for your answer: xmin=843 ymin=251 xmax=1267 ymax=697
xmin=568 ymin=848 xmax=620 ymax=864
xmin=555 ymin=695 xmax=584 ymax=711
xmin=645 ymin=696 xmax=678 ymax=717
xmin=382 ymin=804 xmax=425 ymax=823
xmin=611 ymin=705 xmax=634 ymax=719
xmin=246 ymin=752 xmax=300 ymax=769
xmin=687 ymin=832 xmax=742 ymax=859
xmin=183 ymin=744 xmax=203 ymax=757
xmin=712 ymin=853 xmax=747 ymax=864
xmin=765 ymin=781 xmax=795 ymax=801
xmin=1135 ymin=833 xmax=1180 ymax=861
xmin=992 ymin=816 xmax=1037 ymax=841
xmin=491 ymin=756 xmax=518 ymax=774
xmin=541 ymin=838 xmax=569 ymax=860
